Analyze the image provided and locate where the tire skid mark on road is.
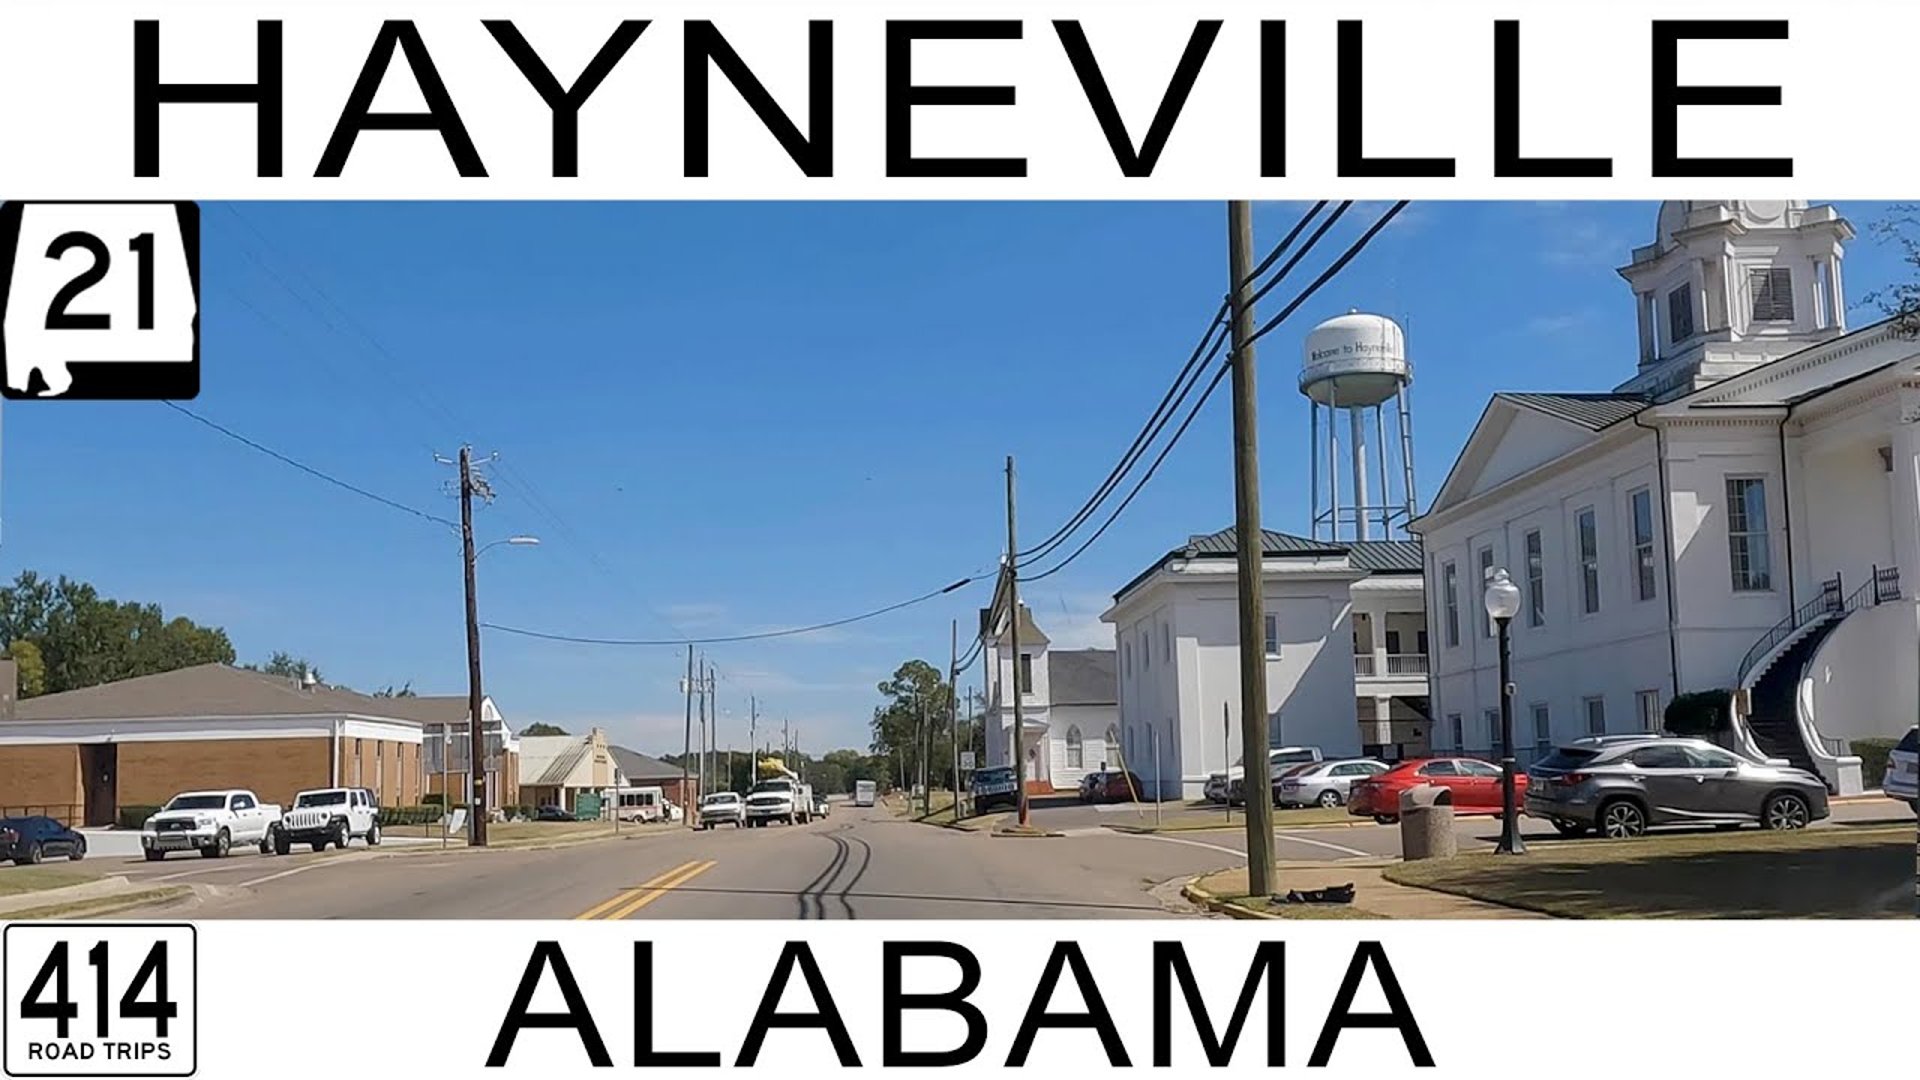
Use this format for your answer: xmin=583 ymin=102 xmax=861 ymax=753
xmin=797 ymin=823 xmax=873 ymax=920
xmin=575 ymin=859 xmax=714 ymax=920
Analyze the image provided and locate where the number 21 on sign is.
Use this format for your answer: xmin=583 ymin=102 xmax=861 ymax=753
xmin=3 ymin=924 xmax=196 ymax=1078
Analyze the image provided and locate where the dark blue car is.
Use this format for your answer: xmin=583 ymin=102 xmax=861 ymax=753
xmin=1 ymin=816 xmax=86 ymax=865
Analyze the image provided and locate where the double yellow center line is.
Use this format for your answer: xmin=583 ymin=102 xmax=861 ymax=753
xmin=576 ymin=859 xmax=715 ymax=920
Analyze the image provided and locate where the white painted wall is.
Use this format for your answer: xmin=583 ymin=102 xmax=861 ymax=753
xmin=1803 ymin=600 xmax=1920 ymax=754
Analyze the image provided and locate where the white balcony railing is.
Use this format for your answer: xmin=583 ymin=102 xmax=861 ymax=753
xmin=1355 ymin=654 xmax=1429 ymax=677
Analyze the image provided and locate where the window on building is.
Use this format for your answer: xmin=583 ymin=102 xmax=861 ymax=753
xmin=1481 ymin=709 xmax=1498 ymax=751
xmin=1447 ymin=713 xmax=1463 ymax=749
xmin=1667 ymin=284 xmax=1694 ymax=343
xmin=1163 ymin=622 xmax=1171 ymax=664
xmin=1017 ymin=654 xmax=1033 ymax=694
xmin=1477 ymin=547 xmax=1495 ymax=637
xmin=1630 ymin=488 xmax=1657 ymax=602
xmin=1263 ymin=613 xmax=1279 ymax=657
xmin=1749 ymin=266 xmax=1794 ymax=322
xmin=1065 ymin=726 xmax=1083 ymax=769
xmin=1726 ymin=477 xmax=1773 ymax=591
xmin=1584 ymin=696 xmax=1607 ymax=736
xmin=1524 ymin=529 xmax=1545 ymax=627
xmin=1123 ymin=640 xmax=1131 ymax=678
xmin=1577 ymin=507 xmax=1600 ymax=614
xmin=1442 ymin=562 xmax=1460 ymax=647
xmin=1142 ymin=629 xmax=1150 ymax=672
xmin=1531 ymin=703 xmax=1551 ymax=756
xmin=1636 ymin=689 xmax=1663 ymax=733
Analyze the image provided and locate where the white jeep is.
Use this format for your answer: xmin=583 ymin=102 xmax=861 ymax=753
xmin=273 ymin=787 xmax=381 ymax=854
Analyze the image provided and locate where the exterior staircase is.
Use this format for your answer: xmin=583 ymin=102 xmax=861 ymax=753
xmin=1742 ymin=620 xmax=1841 ymax=780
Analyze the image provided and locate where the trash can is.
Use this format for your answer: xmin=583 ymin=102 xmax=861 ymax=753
xmin=1399 ymin=784 xmax=1457 ymax=861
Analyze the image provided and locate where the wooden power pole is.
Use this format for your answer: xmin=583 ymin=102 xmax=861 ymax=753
xmin=949 ymin=619 xmax=961 ymax=822
xmin=681 ymin=645 xmax=694 ymax=827
xmin=1005 ymin=455 xmax=1029 ymax=827
xmin=458 ymin=446 xmax=490 ymax=847
xmin=1227 ymin=201 xmax=1275 ymax=896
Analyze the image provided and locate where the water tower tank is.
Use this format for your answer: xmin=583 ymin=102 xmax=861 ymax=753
xmin=1300 ymin=311 xmax=1410 ymax=407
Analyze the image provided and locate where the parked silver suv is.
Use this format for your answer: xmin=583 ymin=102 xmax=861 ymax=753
xmin=1526 ymin=735 xmax=1830 ymax=839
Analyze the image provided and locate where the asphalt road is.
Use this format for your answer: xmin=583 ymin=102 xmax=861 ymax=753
xmin=95 ymin=805 xmax=1246 ymax=919
xmin=64 ymin=797 xmax=1913 ymax=920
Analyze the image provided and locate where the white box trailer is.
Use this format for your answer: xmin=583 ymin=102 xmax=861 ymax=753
xmin=854 ymin=780 xmax=876 ymax=807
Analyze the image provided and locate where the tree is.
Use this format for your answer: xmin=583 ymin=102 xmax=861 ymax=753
xmin=1863 ymin=205 xmax=1920 ymax=335
xmin=870 ymin=659 xmax=957 ymax=791
xmin=244 ymin=652 xmax=322 ymax=682
xmin=6 ymin=639 xmax=46 ymax=698
xmin=0 ymin=571 xmax=236 ymax=696
xmin=520 ymin=722 xmax=568 ymax=737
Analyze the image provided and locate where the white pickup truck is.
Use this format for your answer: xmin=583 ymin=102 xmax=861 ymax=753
xmin=142 ymin=789 xmax=282 ymax=860
xmin=274 ymin=787 xmax=381 ymax=853
xmin=744 ymin=779 xmax=810 ymax=827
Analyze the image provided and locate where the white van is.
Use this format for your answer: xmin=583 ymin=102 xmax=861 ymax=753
xmin=854 ymin=779 xmax=877 ymax=807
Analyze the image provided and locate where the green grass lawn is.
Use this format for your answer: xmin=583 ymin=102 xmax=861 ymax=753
xmin=1384 ymin=825 xmax=1916 ymax=918
xmin=0 ymin=866 xmax=98 ymax=898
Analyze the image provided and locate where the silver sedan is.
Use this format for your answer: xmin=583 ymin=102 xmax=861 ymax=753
xmin=1274 ymin=759 xmax=1390 ymax=808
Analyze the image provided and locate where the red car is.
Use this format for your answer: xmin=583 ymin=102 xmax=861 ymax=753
xmin=1346 ymin=757 xmax=1528 ymax=824
xmin=1085 ymin=771 xmax=1144 ymax=803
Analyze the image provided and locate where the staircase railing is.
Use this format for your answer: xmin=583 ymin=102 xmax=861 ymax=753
xmin=1735 ymin=574 xmax=1844 ymax=688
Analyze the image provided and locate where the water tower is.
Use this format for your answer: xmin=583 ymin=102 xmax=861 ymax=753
xmin=1299 ymin=311 xmax=1418 ymax=541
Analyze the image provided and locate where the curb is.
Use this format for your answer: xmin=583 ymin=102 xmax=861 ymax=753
xmin=0 ymin=885 xmax=191 ymax=922
xmin=1105 ymin=818 xmax=1376 ymax=836
xmin=1181 ymin=881 xmax=1276 ymax=920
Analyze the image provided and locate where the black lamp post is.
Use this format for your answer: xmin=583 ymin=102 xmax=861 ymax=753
xmin=1483 ymin=568 xmax=1526 ymax=855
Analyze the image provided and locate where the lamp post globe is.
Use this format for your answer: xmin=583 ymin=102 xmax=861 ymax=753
xmin=1483 ymin=568 xmax=1526 ymax=855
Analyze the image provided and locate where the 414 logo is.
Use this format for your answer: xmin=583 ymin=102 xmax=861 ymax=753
xmin=3 ymin=924 xmax=195 ymax=1077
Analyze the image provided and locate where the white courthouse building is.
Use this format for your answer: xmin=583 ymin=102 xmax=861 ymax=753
xmin=1099 ymin=527 xmax=1431 ymax=801
xmin=1414 ymin=200 xmax=1917 ymax=795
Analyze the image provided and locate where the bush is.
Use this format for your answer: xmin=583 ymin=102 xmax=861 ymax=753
xmin=1851 ymin=738 xmax=1901 ymax=788
xmin=118 ymin=805 xmax=161 ymax=830
xmin=375 ymin=806 xmax=447 ymax=827
xmin=1664 ymin=690 xmax=1733 ymax=736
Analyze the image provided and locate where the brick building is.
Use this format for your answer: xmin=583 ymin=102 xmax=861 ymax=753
xmin=0 ymin=663 xmax=431 ymax=826
xmin=378 ymin=695 xmax=522 ymax=812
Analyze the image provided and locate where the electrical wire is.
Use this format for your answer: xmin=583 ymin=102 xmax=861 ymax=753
xmin=482 ymin=576 xmax=979 ymax=646
xmin=160 ymin=401 xmax=459 ymax=530
xmin=1014 ymin=201 xmax=1331 ymax=566
xmin=1016 ymin=200 xmax=1410 ymax=584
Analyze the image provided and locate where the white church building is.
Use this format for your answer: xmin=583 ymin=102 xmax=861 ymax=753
xmin=1414 ymin=200 xmax=1917 ymax=795
xmin=980 ymin=605 xmax=1118 ymax=793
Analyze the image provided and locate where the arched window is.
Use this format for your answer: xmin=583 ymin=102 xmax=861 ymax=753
xmin=1065 ymin=726 xmax=1084 ymax=769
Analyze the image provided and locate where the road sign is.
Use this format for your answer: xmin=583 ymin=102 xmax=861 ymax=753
xmin=2 ymin=202 xmax=200 ymax=400
xmin=4 ymin=923 xmax=197 ymax=1076
xmin=959 ymin=751 xmax=976 ymax=771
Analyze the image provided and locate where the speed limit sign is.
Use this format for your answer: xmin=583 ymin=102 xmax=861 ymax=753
xmin=0 ymin=202 xmax=200 ymax=400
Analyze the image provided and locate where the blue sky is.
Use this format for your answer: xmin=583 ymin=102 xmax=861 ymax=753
xmin=3 ymin=200 xmax=1908 ymax=756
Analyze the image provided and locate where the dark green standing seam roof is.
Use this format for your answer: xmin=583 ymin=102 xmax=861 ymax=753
xmin=1496 ymin=392 xmax=1650 ymax=431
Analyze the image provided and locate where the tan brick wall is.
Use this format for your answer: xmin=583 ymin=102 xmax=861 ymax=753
xmin=398 ymin=742 xmax=420 ymax=805
xmin=118 ymin=737 xmax=333 ymax=810
xmin=0 ymin=744 xmax=83 ymax=814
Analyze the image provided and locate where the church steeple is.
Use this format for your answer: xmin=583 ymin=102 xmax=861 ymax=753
xmin=1616 ymin=200 xmax=1853 ymax=400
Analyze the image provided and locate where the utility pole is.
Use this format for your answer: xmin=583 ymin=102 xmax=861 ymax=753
xmin=1227 ymin=201 xmax=1276 ymax=897
xmin=949 ymin=620 xmax=961 ymax=821
xmin=748 ymin=695 xmax=757 ymax=786
xmin=682 ymin=645 xmax=695 ymax=827
xmin=1005 ymin=455 xmax=1029 ymax=827
xmin=458 ymin=446 xmax=491 ymax=847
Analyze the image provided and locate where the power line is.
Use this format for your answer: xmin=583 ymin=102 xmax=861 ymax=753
xmin=159 ymin=400 xmax=459 ymax=530
xmin=1017 ymin=201 xmax=1409 ymax=584
xmin=482 ymin=575 xmax=980 ymax=646
xmin=1014 ymin=200 xmax=1330 ymax=568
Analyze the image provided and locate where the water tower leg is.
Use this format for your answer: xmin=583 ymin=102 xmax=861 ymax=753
xmin=1396 ymin=383 xmax=1419 ymax=522
xmin=1350 ymin=406 xmax=1370 ymax=541
xmin=1309 ymin=400 xmax=1322 ymax=541
xmin=1327 ymin=384 xmax=1341 ymax=541
xmin=1375 ymin=405 xmax=1391 ymax=536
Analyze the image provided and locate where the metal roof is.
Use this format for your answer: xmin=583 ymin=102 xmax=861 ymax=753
xmin=1345 ymin=539 xmax=1424 ymax=574
xmin=1497 ymin=392 xmax=1650 ymax=431
xmin=1181 ymin=527 xmax=1348 ymax=558
xmin=518 ymin=735 xmax=595 ymax=787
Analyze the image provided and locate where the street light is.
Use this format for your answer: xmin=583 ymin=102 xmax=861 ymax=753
xmin=463 ymin=531 xmax=539 ymax=847
xmin=1482 ymin=568 xmax=1525 ymax=855
xmin=478 ymin=535 xmax=541 ymax=557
